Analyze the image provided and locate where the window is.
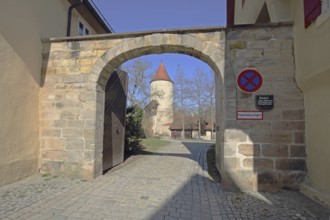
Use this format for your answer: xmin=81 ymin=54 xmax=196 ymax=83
xmin=78 ymin=21 xmax=90 ymax=36
xmin=79 ymin=21 xmax=84 ymax=36
xmin=304 ymin=0 xmax=322 ymax=28
xmin=322 ymin=0 xmax=330 ymax=12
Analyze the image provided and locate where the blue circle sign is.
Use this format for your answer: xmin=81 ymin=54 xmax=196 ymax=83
xmin=237 ymin=69 xmax=263 ymax=93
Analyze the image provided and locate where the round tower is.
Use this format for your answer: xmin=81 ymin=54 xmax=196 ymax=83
xmin=150 ymin=62 xmax=174 ymax=137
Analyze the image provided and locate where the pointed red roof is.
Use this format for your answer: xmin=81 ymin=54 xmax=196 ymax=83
xmin=151 ymin=63 xmax=173 ymax=83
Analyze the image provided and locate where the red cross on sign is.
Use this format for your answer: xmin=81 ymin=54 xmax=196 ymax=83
xmin=237 ymin=69 xmax=263 ymax=93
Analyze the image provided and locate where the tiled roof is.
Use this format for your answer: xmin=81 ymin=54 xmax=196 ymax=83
xmin=151 ymin=63 xmax=173 ymax=82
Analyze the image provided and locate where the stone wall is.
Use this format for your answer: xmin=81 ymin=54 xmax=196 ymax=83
xmin=40 ymin=29 xmax=226 ymax=180
xmin=41 ymin=26 xmax=305 ymax=192
xmin=222 ymin=25 xmax=306 ymax=191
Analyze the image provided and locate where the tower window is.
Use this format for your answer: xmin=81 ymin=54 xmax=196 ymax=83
xmin=85 ymin=28 xmax=90 ymax=35
xmin=78 ymin=21 xmax=90 ymax=36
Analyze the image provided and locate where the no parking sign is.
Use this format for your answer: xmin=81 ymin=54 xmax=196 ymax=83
xmin=237 ymin=69 xmax=263 ymax=93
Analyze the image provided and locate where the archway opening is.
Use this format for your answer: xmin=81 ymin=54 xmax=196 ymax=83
xmin=93 ymin=44 xmax=225 ymax=176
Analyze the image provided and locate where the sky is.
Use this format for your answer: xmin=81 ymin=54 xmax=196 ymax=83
xmin=92 ymin=0 xmax=227 ymax=80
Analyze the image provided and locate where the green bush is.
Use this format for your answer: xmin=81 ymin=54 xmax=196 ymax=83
xmin=125 ymin=106 xmax=145 ymax=153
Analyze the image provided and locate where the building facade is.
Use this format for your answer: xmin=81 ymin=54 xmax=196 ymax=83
xmin=227 ymin=0 xmax=330 ymax=207
xmin=150 ymin=63 xmax=174 ymax=137
xmin=0 ymin=0 xmax=112 ymax=186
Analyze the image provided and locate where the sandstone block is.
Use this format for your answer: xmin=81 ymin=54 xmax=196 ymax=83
xmin=290 ymin=145 xmax=306 ymax=157
xmin=84 ymin=151 xmax=95 ymax=163
xmin=40 ymin=161 xmax=63 ymax=173
xmin=66 ymin=138 xmax=84 ymax=151
xmin=83 ymin=164 xmax=95 ymax=180
xmin=282 ymin=109 xmax=304 ymax=120
xmin=276 ymin=159 xmax=306 ymax=171
xmin=272 ymin=121 xmax=305 ymax=131
xmin=238 ymin=144 xmax=260 ymax=156
xmin=276 ymin=98 xmax=304 ymax=109
xmin=41 ymin=128 xmax=61 ymax=137
xmin=243 ymin=158 xmax=273 ymax=170
xmin=248 ymin=131 xmax=292 ymax=144
xmin=41 ymin=150 xmax=81 ymax=162
xmin=41 ymin=112 xmax=60 ymax=120
xmin=61 ymin=59 xmax=76 ymax=67
xmin=237 ymin=121 xmax=271 ymax=130
xmin=224 ymin=130 xmax=248 ymax=142
xmin=85 ymin=138 xmax=95 ymax=150
xmin=50 ymin=42 xmax=66 ymax=52
xmin=80 ymin=66 xmax=92 ymax=74
xmin=294 ymin=132 xmax=304 ymax=144
xmin=79 ymin=50 xmax=97 ymax=57
xmin=236 ymin=49 xmax=263 ymax=58
xmin=247 ymin=40 xmax=269 ymax=49
xmin=40 ymin=120 xmax=67 ymax=128
xmin=262 ymin=144 xmax=289 ymax=157
xmin=55 ymin=101 xmax=83 ymax=110
xmin=77 ymin=58 xmax=93 ymax=66
xmin=281 ymin=171 xmax=306 ymax=190
xmin=60 ymin=111 xmax=80 ymax=120
xmin=257 ymin=171 xmax=281 ymax=191
xmin=85 ymin=120 xmax=96 ymax=128
xmin=229 ymin=41 xmax=247 ymax=49
xmin=84 ymin=129 xmax=96 ymax=139
xmin=46 ymin=138 xmax=66 ymax=150
xmin=63 ymin=75 xmax=86 ymax=84
xmin=79 ymin=92 xmax=97 ymax=102
xmin=62 ymin=128 xmax=84 ymax=138
xmin=80 ymin=111 xmax=96 ymax=120
xmin=67 ymin=120 xmax=85 ymax=128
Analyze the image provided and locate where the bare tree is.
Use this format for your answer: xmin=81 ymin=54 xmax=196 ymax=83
xmin=204 ymin=72 xmax=216 ymax=138
xmin=122 ymin=58 xmax=153 ymax=107
xmin=174 ymin=65 xmax=191 ymax=139
xmin=189 ymin=68 xmax=212 ymax=137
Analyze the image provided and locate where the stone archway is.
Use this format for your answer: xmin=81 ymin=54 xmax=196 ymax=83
xmin=88 ymin=33 xmax=226 ymax=178
xmin=40 ymin=28 xmax=226 ymax=180
xmin=40 ymin=25 xmax=306 ymax=192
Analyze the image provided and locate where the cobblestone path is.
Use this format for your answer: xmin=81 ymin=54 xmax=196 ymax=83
xmin=0 ymin=140 xmax=329 ymax=220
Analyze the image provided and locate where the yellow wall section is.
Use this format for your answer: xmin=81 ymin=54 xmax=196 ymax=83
xmin=0 ymin=0 xmax=96 ymax=186
xmin=292 ymin=1 xmax=330 ymax=194
xmin=0 ymin=34 xmax=39 ymax=186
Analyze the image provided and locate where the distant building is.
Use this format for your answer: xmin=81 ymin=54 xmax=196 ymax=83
xmin=145 ymin=63 xmax=174 ymax=137
xmin=169 ymin=116 xmax=207 ymax=139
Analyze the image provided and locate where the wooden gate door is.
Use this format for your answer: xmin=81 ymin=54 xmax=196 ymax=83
xmin=103 ymin=70 xmax=128 ymax=171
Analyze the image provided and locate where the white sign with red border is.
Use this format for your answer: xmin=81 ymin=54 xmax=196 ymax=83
xmin=236 ymin=111 xmax=263 ymax=120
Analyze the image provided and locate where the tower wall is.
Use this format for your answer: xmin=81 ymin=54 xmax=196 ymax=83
xmin=150 ymin=80 xmax=173 ymax=136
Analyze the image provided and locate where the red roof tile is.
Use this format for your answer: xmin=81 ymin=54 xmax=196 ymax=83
xmin=151 ymin=63 xmax=173 ymax=82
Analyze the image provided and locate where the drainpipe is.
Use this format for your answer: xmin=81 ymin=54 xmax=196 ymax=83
xmin=67 ymin=0 xmax=84 ymax=37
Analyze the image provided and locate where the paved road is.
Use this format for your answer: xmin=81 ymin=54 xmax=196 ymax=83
xmin=0 ymin=140 xmax=329 ymax=220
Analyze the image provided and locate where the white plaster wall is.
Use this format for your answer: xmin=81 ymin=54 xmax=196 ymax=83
xmin=234 ymin=0 xmax=292 ymax=24
xmin=150 ymin=80 xmax=174 ymax=136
